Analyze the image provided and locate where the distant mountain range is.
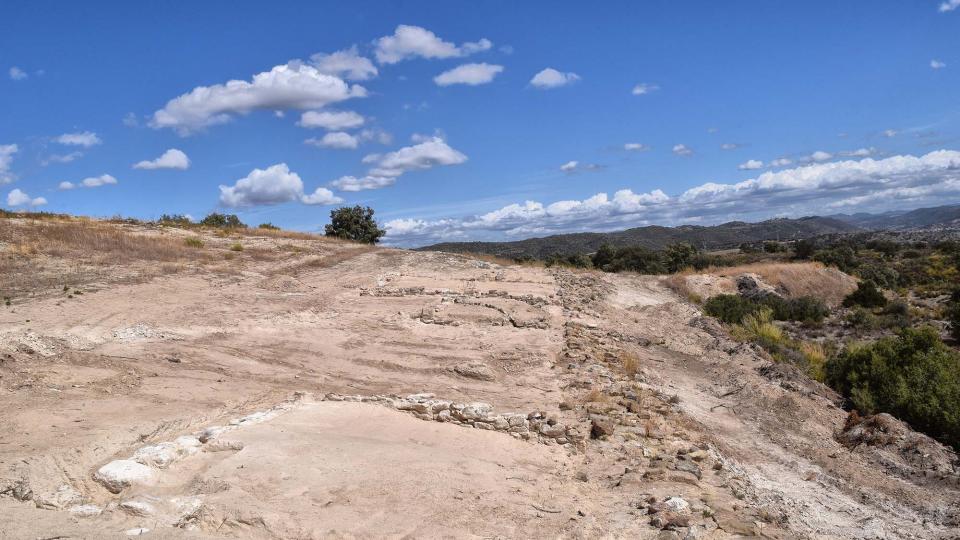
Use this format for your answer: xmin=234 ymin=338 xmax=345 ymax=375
xmin=830 ymin=204 xmax=960 ymax=231
xmin=419 ymin=204 xmax=960 ymax=259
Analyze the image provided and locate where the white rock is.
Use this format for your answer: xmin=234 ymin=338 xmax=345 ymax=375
xmin=34 ymin=484 xmax=83 ymax=510
xmin=665 ymin=496 xmax=690 ymax=513
xmin=119 ymin=499 xmax=156 ymax=516
xmin=132 ymin=443 xmax=179 ymax=469
xmin=93 ymin=460 xmax=156 ymax=493
xmin=125 ymin=528 xmax=150 ymax=536
xmin=68 ymin=504 xmax=102 ymax=517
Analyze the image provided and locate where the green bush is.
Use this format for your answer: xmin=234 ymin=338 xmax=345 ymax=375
xmin=825 ymin=327 xmax=960 ymax=449
xmin=158 ymin=214 xmax=192 ymax=226
xmin=814 ymin=246 xmax=859 ymax=273
xmin=792 ymin=239 xmax=816 ymax=260
xmin=947 ymin=290 xmax=960 ymax=341
xmin=325 ymin=205 xmax=385 ymax=244
xmin=704 ymin=294 xmax=828 ymax=324
xmin=258 ymin=222 xmax=279 ymax=230
xmin=858 ymin=263 xmax=900 ymax=290
xmin=846 ymin=307 xmax=879 ymax=330
xmin=200 ymin=213 xmax=244 ymax=228
xmin=665 ymin=242 xmax=698 ymax=273
xmin=184 ymin=237 xmax=203 ymax=248
xmin=843 ymin=280 xmax=887 ymax=308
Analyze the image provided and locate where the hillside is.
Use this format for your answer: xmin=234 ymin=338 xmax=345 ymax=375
xmin=831 ymin=203 xmax=960 ymax=231
xmin=421 ymin=216 xmax=859 ymax=258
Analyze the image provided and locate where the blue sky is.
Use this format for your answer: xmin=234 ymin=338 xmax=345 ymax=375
xmin=2 ymin=1 xmax=959 ymax=245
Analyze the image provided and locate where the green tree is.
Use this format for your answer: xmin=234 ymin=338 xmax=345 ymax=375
xmin=792 ymin=239 xmax=816 ymax=260
xmin=591 ymin=244 xmax=617 ymax=270
xmin=843 ymin=280 xmax=887 ymax=308
xmin=324 ymin=205 xmax=385 ymax=244
xmin=200 ymin=213 xmax=244 ymax=228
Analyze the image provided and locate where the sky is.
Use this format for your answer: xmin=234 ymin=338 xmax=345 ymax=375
xmin=2 ymin=1 xmax=959 ymax=246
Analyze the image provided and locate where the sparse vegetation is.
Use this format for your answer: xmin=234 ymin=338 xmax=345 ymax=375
xmin=184 ymin=237 xmax=204 ymax=248
xmin=325 ymin=205 xmax=385 ymax=244
xmin=258 ymin=222 xmax=279 ymax=230
xmin=704 ymin=294 xmax=828 ymax=324
xmin=843 ymin=280 xmax=887 ymax=309
xmin=230 ymin=243 xmax=244 ymax=252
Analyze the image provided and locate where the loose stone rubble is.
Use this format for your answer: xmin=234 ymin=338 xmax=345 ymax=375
xmin=321 ymin=392 xmax=586 ymax=448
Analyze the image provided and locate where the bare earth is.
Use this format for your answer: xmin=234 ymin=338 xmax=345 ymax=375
xmin=1 ymin=221 xmax=957 ymax=539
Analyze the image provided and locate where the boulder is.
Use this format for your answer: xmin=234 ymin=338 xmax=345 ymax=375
xmin=93 ymin=460 xmax=155 ymax=494
xmin=736 ymin=273 xmax=782 ymax=300
xmin=452 ymin=362 xmax=496 ymax=381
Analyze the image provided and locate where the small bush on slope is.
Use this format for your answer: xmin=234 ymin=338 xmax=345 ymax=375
xmin=826 ymin=326 xmax=960 ymax=449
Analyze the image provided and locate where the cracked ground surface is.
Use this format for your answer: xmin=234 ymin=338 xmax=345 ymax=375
xmin=1 ymin=221 xmax=957 ymax=539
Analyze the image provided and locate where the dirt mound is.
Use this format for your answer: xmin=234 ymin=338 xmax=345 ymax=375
xmin=671 ymin=262 xmax=858 ymax=307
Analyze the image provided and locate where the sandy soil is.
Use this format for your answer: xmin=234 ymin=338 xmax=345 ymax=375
xmin=0 ymin=221 xmax=956 ymax=539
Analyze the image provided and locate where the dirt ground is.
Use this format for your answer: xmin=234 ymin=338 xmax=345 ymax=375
xmin=0 ymin=220 xmax=957 ymax=539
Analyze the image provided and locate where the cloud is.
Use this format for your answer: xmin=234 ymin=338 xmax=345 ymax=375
xmin=219 ymin=163 xmax=342 ymax=207
xmin=6 ymin=189 xmax=46 ymax=207
xmin=330 ymin=175 xmax=396 ymax=191
xmin=672 ymin=144 xmax=693 ymax=156
xmin=150 ymin=63 xmax=366 ymax=134
xmin=306 ymin=131 xmax=359 ymax=149
xmin=631 ymin=83 xmax=659 ymax=95
xmin=720 ymin=143 xmax=740 ymax=150
xmin=374 ymin=25 xmax=491 ymax=64
xmin=382 ymin=150 xmax=960 ymax=245
xmin=624 ymin=143 xmax=651 ymax=152
xmin=298 ymin=110 xmax=365 ymax=130
xmin=0 ymin=144 xmax=18 ymax=184
xmin=931 ymin=59 xmax=947 ymax=69
xmin=840 ymin=147 xmax=876 ymax=158
xmin=41 ymin=151 xmax=83 ymax=166
xmin=123 ymin=112 xmax=139 ymax=127
xmin=310 ymin=46 xmax=378 ymax=81
xmin=58 ymin=181 xmax=75 ymax=190
xmin=882 ymin=129 xmax=897 ymax=138
xmin=939 ymin=0 xmax=960 ymax=12
xmin=9 ymin=67 xmax=27 ymax=81
xmin=769 ymin=158 xmax=793 ymax=168
xmin=530 ymin=68 xmax=580 ymax=89
xmin=55 ymin=131 xmax=101 ymax=147
xmin=738 ymin=159 xmax=763 ymax=170
xmin=332 ymin=137 xmax=468 ymax=191
xmin=560 ymin=160 xmax=578 ymax=172
xmin=81 ymin=174 xmax=118 ymax=188
xmin=559 ymin=160 xmax=602 ymax=173
xmin=808 ymin=150 xmax=833 ymax=162
xmin=133 ymin=148 xmax=191 ymax=170
xmin=434 ymin=63 xmax=503 ymax=86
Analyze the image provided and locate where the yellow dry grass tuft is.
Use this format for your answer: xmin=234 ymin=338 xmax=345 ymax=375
xmin=621 ymin=351 xmax=641 ymax=378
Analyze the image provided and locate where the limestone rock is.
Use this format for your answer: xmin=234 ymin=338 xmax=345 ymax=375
xmin=93 ymin=460 xmax=156 ymax=494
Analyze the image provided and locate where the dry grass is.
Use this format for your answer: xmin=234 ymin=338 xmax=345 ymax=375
xmin=621 ymin=351 xmax=640 ymax=379
xmin=799 ymin=341 xmax=828 ymax=382
xmin=671 ymin=261 xmax=857 ymax=307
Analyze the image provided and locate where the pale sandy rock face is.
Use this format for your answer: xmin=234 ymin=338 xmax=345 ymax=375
xmin=93 ymin=460 xmax=156 ymax=494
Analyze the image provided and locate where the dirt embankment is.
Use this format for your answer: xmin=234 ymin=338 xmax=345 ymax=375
xmin=0 ymin=219 xmax=956 ymax=539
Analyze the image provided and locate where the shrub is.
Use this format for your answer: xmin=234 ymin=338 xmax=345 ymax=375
xmin=763 ymin=241 xmax=785 ymax=254
xmin=230 ymin=243 xmax=244 ymax=252
xmin=158 ymin=214 xmax=192 ymax=226
xmin=858 ymin=263 xmax=899 ymax=290
xmin=946 ymin=290 xmax=960 ymax=341
xmin=704 ymin=295 xmax=757 ymax=324
xmin=591 ymin=244 xmax=617 ymax=270
xmin=184 ymin=237 xmax=203 ymax=248
xmin=324 ymin=205 xmax=385 ymax=244
xmin=843 ymin=280 xmax=887 ymax=308
xmin=825 ymin=326 xmax=960 ymax=449
xmin=846 ymin=307 xmax=879 ymax=330
xmin=200 ymin=213 xmax=244 ymax=228
xmin=258 ymin=222 xmax=279 ymax=230
xmin=736 ymin=307 xmax=784 ymax=348
xmin=814 ymin=246 xmax=859 ymax=273
xmin=665 ymin=242 xmax=698 ymax=273
xmin=792 ymin=239 xmax=816 ymax=260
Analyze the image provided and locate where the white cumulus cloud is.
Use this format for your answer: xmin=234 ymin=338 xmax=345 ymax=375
xmin=6 ymin=189 xmax=46 ymax=207
xmin=939 ymin=0 xmax=960 ymax=12
xmin=382 ymin=150 xmax=960 ymax=245
xmin=56 ymin=131 xmax=101 ymax=147
xmin=434 ymin=63 xmax=503 ymax=86
xmin=331 ymin=137 xmax=468 ymax=191
xmin=81 ymin=174 xmax=118 ymax=188
xmin=219 ymin=163 xmax=342 ymax=207
xmin=310 ymin=46 xmax=378 ymax=81
xmin=769 ymin=158 xmax=793 ymax=168
xmin=931 ymin=59 xmax=947 ymax=69
xmin=0 ymin=144 xmax=18 ymax=184
xmin=625 ymin=143 xmax=650 ymax=152
xmin=530 ymin=68 xmax=580 ymax=89
xmin=808 ymin=150 xmax=833 ymax=162
xmin=306 ymin=132 xmax=359 ymax=150
xmin=331 ymin=175 xmax=397 ymax=192
xmin=374 ymin=25 xmax=491 ymax=64
xmin=560 ymin=160 xmax=578 ymax=172
xmin=150 ymin=63 xmax=366 ymax=134
xmin=738 ymin=159 xmax=763 ymax=170
xmin=298 ymin=110 xmax=365 ymax=130
xmin=9 ymin=67 xmax=27 ymax=81
xmin=133 ymin=148 xmax=190 ymax=170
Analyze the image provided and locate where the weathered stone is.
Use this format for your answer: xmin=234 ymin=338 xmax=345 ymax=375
xmin=93 ymin=460 xmax=155 ymax=494
xmin=674 ymin=459 xmax=702 ymax=480
xmin=452 ymin=362 xmax=496 ymax=381
xmin=590 ymin=418 xmax=615 ymax=439
xmin=119 ymin=499 xmax=157 ymax=516
xmin=33 ymin=484 xmax=83 ymax=510
xmin=68 ymin=504 xmax=102 ymax=517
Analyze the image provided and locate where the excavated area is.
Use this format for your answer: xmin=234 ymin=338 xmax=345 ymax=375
xmin=1 ymin=229 xmax=957 ymax=539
